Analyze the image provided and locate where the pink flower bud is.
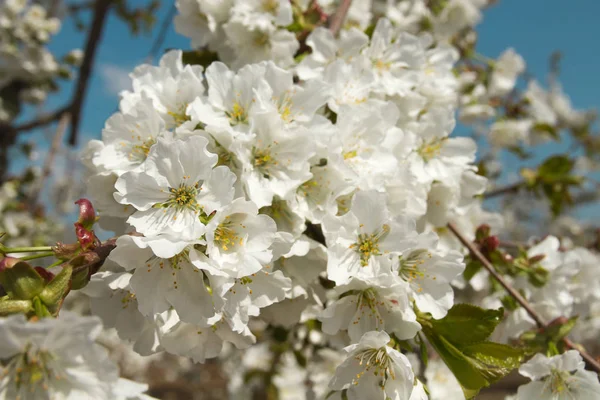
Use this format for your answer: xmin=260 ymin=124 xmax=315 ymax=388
xmin=75 ymin=223 xmax=97 ymax=250
xmin=75 ymin=198 xmax=97 ymax=230
xmin=482 ymin=236 xmax=500 ymax=252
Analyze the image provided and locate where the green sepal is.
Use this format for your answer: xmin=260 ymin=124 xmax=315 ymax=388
xmin=0 ymin=259 xmax=45 ymax=300
xmin=39 ymin=265 xmax=72 ymax=313
xmin=0 ymin=299 xmax=33 ymax=315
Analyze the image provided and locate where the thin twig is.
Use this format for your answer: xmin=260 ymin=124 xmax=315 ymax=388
xmin=29 ymin=113 xmax=70 ymax=205
xmin=484 ymin=182 xmax=524 ymax=199
xmin=328 ymin=0 xmax=353 ymax=36
xmin=68 ymin=0 xmax=114 ymax=147
xmin=145 ymin=3 xmax=177 ymax=64
xmin=448 ymin=222 xmax=600 ymax=374
xmin=13 ymin=106 xmax=70 ymax=132
xmin=448 ymin=222 xmax=545 ymax=327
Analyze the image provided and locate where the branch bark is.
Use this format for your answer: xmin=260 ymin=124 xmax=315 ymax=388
xmin=67 ymin=0 xmax=113 ymax=147
xmin=328 ymin=0 xmax=353 ymax=36
xmin=29 ymin=113 xmax=71 ymax=206
xmin=13 ymin=106 xmax=70 ymax=132
xmin=484 ymin=182 xmax=524 ymax=199
xmin=448 ymin=222 xmax=600 ymax=374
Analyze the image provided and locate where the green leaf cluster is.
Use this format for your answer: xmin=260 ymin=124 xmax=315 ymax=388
xmin=521 ymin=155 xmax=583 ymax=216
xmin=420 ymin=304 xmax=524 ymax=399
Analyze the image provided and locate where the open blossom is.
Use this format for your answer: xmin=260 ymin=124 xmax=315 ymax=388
xmin=393 ymin=232 xmax=465 ymax=319
xmin=322 ymin=190 xmax=418 ymax=285
xmin=319 ymin=275 xmax=421 ymax=342
xmin=0 ymin=313 xmax=151 ymax=400
xmin=517 ymin=351 xmax=600 ymax=400
xmin=114 ymin=135 xmax=236 ymax=241
xmin=329 ymin=331 xmax=415 ymax=400
xmin=194 ymin=198 xmax=278 ymax=278
xmin=108 ymin=235 xmax=226 ymax=325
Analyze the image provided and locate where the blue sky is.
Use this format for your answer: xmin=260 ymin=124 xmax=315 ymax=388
xmin=14 ymin=0 xmax=600 ymax=215
xmin=19 ymin=0 xmax=594 ymax=148
xmin=32 ymin=0 xmax=598 ymax=147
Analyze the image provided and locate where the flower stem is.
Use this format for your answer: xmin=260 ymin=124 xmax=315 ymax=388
xmin=447 ymin=222 xmax=600 ymax=374
xmin=18 ymin=252 xmax=56 ymax=262
xmin=0 ymin=245 xmax=53 ymax=255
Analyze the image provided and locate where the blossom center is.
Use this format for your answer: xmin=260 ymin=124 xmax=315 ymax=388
xmin=417 ymin=138 xmax=445 ymax=162
xmin=351 ymin=225 xmax=390 ymax=266
xmin=227 ymin=101 xmax=248 ymax=125
xmin=549 ymin=369 xmax=572 ymax=394
xmin=164 ymin=182 xmax=200 ymax=211
xmin=354 ymin=288 xmax=385 ymax=326
xmin=398 ymin=250 xmax=434 ymax=292
xmin=262 ymin=0 xmax=279 ymax=14
xmin=253 ymin=31 xmax=270 ymax=48
xmin=252 ymin=145 xmax=278 ymax=177
xmin=128 ymin=136 xmax=156 ymax=161
xmin=4 ymin=345 xmax=58 ymax=393
xmin=353 ymin=347 xmax=395 ymax=384
xmin=214 ymin=216 xmax=245 ymax=251
xmin=167 ymin=103 xmax=190 ymax=126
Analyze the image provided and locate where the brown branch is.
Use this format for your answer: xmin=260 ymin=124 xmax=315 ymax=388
xmin=328 ymin=0 xmax=353 ymax=36
xmin=68 ymin=0 xmax=113 ymax=147
xmin=145 ymin=3 xmax=177 ymax=63
xmin=29 ymin=113 xmax=71 ymax=206
xmin=484 ymin=182 xmax=524 ymax=199
xmin=448 ymin=222 xmax=600 ymax=374
xmin=13 ymin=106 xmax=70 ymax=132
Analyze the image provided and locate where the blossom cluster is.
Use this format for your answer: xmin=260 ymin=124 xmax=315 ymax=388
xmin=0 ymin=0 xmax=80 ymax=121
xmin=0 ymin=312 xmax=152 ymax=399
xmin=77 ymin=0 xmax=499 ymax=394
xmin=1 ymin=0 xmax=599 ymax=399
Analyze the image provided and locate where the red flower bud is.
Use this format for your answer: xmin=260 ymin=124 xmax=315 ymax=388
xmin=482 ymin=236 xmax=500 ymax=252
xmin=475 ymin=224 xmax=491 ymax=241
xmin=75 ymin=198 xmax=97 ymax=230
xmin=75 ymin=223 xmax=97 ymax=250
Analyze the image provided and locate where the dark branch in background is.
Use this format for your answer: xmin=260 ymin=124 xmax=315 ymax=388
xmin=29 ymin=113 xmax=71 ymax=206
xmin=68 ymin=0 xmax=114 ymax=147
xmin=484 ymin=182 xmax=524 ymax=199
xmin=145 ymin=3 xmax=177 ymax=63
xmin=13 ymin=106 xmax=70 ymax=132
xmin=448 ymin=222 xmax=600 ymax=374
xmin=328 ymin=0 xmax=352 ymax=36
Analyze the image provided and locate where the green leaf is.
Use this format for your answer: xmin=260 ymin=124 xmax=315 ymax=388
xmin=537 ymin=155 xmax=574 ymax=180
xmin=532 ymin=123 xmax=559 ymax=140
xmin=463 ymin=259 xmax=482 ymax=281
xmin=421 ymin=303 xmax=524 ymax=398
xmin=428 ymin=304 xmax=504 ymax=345
xmin=424 ymin=332 xmax=524 ymax=399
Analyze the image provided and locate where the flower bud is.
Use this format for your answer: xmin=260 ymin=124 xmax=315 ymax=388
xmin=39 ymin=265 xmax=72 ymax=313
xmin=0 ymin=299 xmax=33 ymax=315
xmin=482 ymin=236 xmax=500 ymax=252
xmin=475 ymin=224 xmax=491 ymax=241
xmin=52 ymin=242 xmax=80 ymax=260
xmin=75 ymin=198 xmax=97 ymax=230
xmin=75 ymin=223 xmax=97 ymax=250
xmin=69 ymin=252 xmax=101 ymax=290
xmin=0 ymin=257 xmax=45 ymax=300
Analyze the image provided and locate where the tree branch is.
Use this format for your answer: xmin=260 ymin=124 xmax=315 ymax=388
xmin=484 ymin=182 xmax=524 ymax=199
xmin=13 ymin=106 xmax=70 ymax=132
xmin=448 ymin=222 xmax=600 ymax=374
xmin=67 ymin=0 xmax=113 ymax=147
xmin=145 ymin=3 xmax=177 ymax=63
xmin=328 ymin=0 xmax=353 ymax=36
xmin=29 ymin=113 xmax=71 ymax=206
